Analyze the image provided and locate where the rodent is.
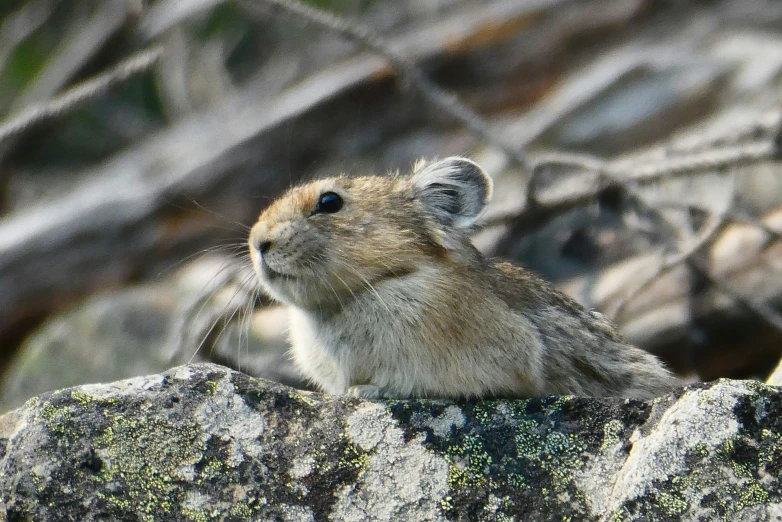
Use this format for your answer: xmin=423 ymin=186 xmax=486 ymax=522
xmin=248 ymin=157 xmax=681 ymax=400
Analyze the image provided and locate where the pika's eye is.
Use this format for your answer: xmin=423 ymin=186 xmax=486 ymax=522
xmin=315 ymin=192 xmax=343 ymax=214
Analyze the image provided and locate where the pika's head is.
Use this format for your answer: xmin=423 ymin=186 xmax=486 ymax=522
xmin=248 ymin=157 xmax=492 ymax=309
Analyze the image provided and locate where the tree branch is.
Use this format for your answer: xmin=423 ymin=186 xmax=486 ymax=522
xmin=0 ymin=45 xmax=164 ymax=144
xmin=239 ymin=0 xmax=533 ymax=171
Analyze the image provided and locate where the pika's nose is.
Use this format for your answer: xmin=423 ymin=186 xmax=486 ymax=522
xmin=257 ymin=240 xmax=272 ymax=255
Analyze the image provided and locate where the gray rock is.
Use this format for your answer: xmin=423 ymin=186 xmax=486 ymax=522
xmin=0 ymin=286 xmax=185 ymax=414
xmin=1 ymin=363 xmax=781 ymax=521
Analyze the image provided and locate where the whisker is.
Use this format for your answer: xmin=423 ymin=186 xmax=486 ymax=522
xmin=205 ymin=300 xmax=245 ymax=362
xmin=190 ymin=271 xmax=257 ymax=363
xmin=230 ymin=270 xmax=261 ymax=370
xmin=303 ymin=256 xmax=345 ymax=310
xmin=183 ymin=262 xmax=250 ymax=362
xmin=242 ymin=283 xmax=263 ymax=372
xmin=236 ymin=280 xmax=254 ymax=372
xmin=349 ymin=267 xmax=392 ymax=315
xmin=185 ymin=198 xmax=252 ymax=232
xmin=157 ymin=243 xmax=250 ymax=278
xmin=326 ymin=248 xmax=393 ymax=315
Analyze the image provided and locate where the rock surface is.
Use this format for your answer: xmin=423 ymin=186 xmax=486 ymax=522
xmin=1 ymin=363 xmax=781 ymax=521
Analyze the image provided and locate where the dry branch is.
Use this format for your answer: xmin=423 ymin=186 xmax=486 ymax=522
xmin=7 ymin=0 xmax=132 ymax=111
xmin=689 ymin=259 xmax=782 ymax=334
xmin=0 ymin=0 xmax=611 ymax=342
xmin=610 ymin=214 xmax=728 ymax=321
xmin=240 ymin=0 xmax=543 ymax=171
xmin=604 ymin=170 xmax=782 ymax=336
xmin=0 ymin=46 xmax=164 ymax=144
xmin=562 ymin=207 xmax=782 ymax=355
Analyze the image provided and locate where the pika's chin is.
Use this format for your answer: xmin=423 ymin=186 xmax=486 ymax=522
xmin=252 ymin=262 xmax=333 ymax=311
xmin=255 ymin=268 xmax=296 ymax=306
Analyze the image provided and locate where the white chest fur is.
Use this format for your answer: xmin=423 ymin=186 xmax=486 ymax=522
xmin=287 ymin=267 xmax=545 ymax=398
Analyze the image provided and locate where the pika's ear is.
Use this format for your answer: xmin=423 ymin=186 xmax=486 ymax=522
xmin=411 ymin=157 xmax=493 ymax=228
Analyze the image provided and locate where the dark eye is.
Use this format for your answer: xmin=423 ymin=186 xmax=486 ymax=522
xmin=315 ymin=192 xmax=343 ymax=214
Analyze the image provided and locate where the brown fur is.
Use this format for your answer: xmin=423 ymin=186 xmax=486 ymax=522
xmin=248 ymin=158 xmax=681 ymax=399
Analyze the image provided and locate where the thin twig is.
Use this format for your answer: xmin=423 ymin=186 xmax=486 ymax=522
xmin=618 ymin=187 xmax=782 ymax=335
xmin=610 ymin=140 xmax=777 ymax=182
xmin=507 ymin=137 xmax=779 ymax=241
xmin=532 ymin=139 xmax=777 ymax=186
xmin=654 ymin=201 xmax=782 ymax=248
xmin=239 ymin=0 xmax=533 ymax=172
xmin=611 ymin=215 xmax=727 ymax=321
xmin=0 ymin=45 xmax=164 ymax=144
xmin=689 ymin=259 xmax=782 ymax=333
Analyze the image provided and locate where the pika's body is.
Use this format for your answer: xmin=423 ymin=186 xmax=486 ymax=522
xmin=249 ymin=158 xmax=680 ymax=399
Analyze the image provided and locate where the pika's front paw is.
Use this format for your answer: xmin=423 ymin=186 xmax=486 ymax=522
xmin=347 ymin=385 xmax=385 ymax=400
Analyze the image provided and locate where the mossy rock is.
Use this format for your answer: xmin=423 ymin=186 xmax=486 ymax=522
xmin=1 ymin=363 xmax=780 ymax=521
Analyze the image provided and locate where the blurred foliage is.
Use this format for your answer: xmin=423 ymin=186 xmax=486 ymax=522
xmin=4 ymin=35 xmax=48 ymax=92
xmin=0 ymin=0 xmax=781 ymax=384
xmin=0 ymin=0 xmax=380 ymax=168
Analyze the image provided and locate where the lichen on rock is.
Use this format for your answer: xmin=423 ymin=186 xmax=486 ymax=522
xmin=1 ymin=363 xmax=781 ymax=521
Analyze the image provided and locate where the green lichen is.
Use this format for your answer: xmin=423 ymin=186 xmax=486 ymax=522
xmin=338 ymin=436 xmax=368 ymax=471
xmin=229 ymin=502 xmax=254 ymax=518
xmin=742 ymin=380 xmax=766 ymax=393
xmin=656 ymin=491 xmax=688 ymax=516
xmin=737 ymin=481 xmax=769 ymax=507
xmin=506 ymin=472 xmax=526 ymax=489
xmin=204 ymin=380 xmax=218 ymax=396
xmin=600 ymin=419 xmax=624 ymax=451
xmin=39 ymin=401 xmax=66 ymax=423
xmin=716 ymin=438 xmax=754 ymax=479
xmin=89 ymin=412 xmax=205 ymax=518
xmin=288 ymin=389 xmax=319 ymax=407
xmin=606 ymin=509 xmax=630 ymax=522
xmin=609 ymin=424 xmax=780 ymax=520
xmin=39 ymin=401 xmax=73 ymax=437
xmin=199 ymin=458 xmax=224 ymax=481
xmin=512 ymin=419 xmax=588 ymax=494
xmin=30 ymin=472 xmax=44 ymax=493
xmin=692 ymin=442 xmax=710 ymax=459
xmin=446 ymin=433 xmax=494 ymax=490
xmin=429 ymin=397 xmax=606 ymax=519
xmin=495 ymin=510 xmax=517 ymax=522
xmin=69 ymin=390 xmax=119 ymax=409
xmin=181 ymin=507 xmax=209 ymax=522
xmin=439 ymin=495 xmax=454 ymax=512
xmin=70 ymin=391 xmax=94 ymax=407
xmin=514 ymin=419 xmax=543 ymax=459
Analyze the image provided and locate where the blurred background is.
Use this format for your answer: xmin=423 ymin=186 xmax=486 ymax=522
xmin=1 ymin=0 xmax=782 ymax=412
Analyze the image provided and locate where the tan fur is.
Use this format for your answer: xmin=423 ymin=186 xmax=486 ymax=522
xmin=248 ymin=158 xmax=681 ymax=399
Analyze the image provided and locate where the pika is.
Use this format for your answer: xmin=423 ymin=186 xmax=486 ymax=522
xmin=248 ymin=157 xmax=680 ymax=399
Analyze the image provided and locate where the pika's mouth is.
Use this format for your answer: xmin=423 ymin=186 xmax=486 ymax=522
xmin=265 ymin=268 xmax=292 ymax=281
xmin=258 ymin=261 xmax=296 ymax=283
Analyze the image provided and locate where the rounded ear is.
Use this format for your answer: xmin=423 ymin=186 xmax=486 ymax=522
xmin=411 ymin=157 xmax=493 ymax=228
